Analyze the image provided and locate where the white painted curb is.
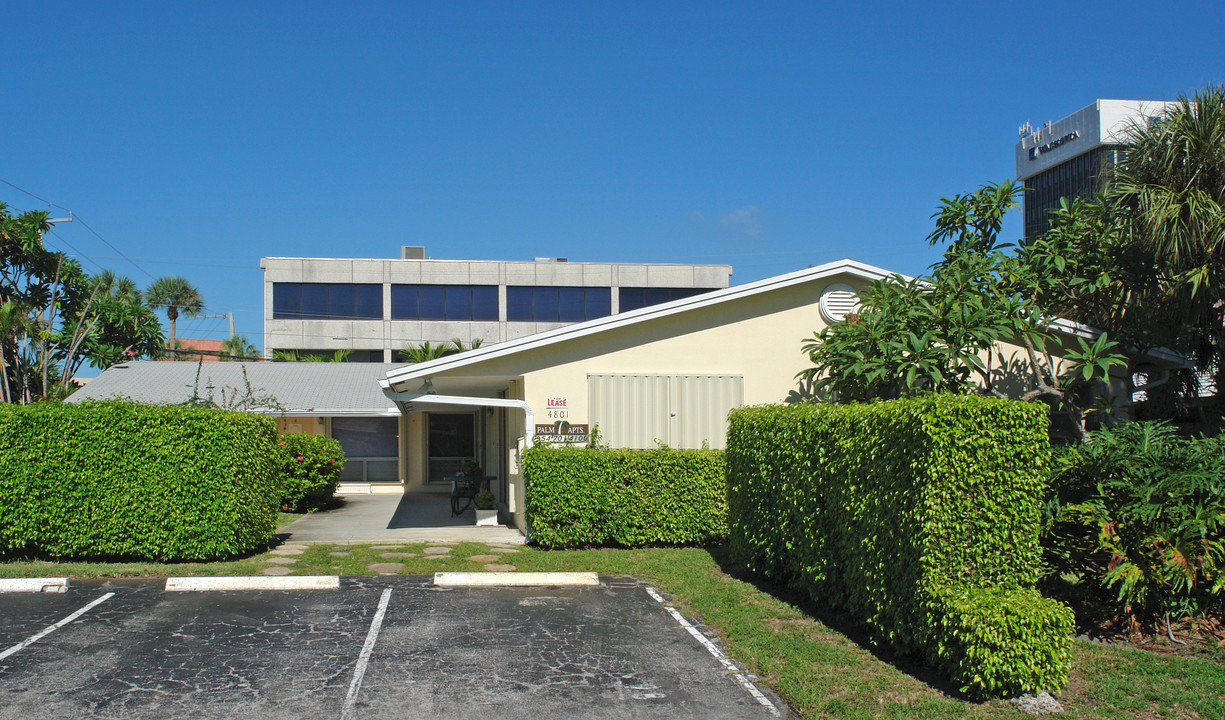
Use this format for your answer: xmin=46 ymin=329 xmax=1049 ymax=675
xmin=0 ymin=578 xmax=69 ymax=593
xmin=434 ymin=572 xmax=599 ymax=587
xmin=165 ymin=576 xmax=340 ymax=591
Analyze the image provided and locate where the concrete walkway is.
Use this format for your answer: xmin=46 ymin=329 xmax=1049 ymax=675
xmin=281 ymin=491 xmax=526 ymax=545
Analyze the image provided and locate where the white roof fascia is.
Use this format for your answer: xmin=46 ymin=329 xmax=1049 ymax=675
xmin=252 ymin=408 xmax=404 ymax=417
xmin=383 ymin=258 xmax=902 ymax=388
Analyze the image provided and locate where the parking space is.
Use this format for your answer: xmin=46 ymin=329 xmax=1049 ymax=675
xmin=0 ymin=577 xmax=782 ymax=719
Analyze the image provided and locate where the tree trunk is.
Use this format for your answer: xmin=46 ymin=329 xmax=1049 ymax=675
xmin=166 ymin=307 xmax=178 ymax=358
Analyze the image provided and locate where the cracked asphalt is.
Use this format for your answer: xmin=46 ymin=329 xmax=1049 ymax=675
xmin=0 ymin=576 xmax=783 ymax=719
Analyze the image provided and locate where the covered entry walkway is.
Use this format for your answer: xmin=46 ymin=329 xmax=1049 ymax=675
xmin=281 ymin=491 xmax=525 ymax=544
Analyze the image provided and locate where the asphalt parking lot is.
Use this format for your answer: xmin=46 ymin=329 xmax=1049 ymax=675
xmin=0 ymin=576 xmax=783 ymax=719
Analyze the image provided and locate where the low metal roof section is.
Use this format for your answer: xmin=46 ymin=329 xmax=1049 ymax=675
xmin=383 ymin=258 xmax=902 ymax=389
xmin=68 ymin=361 xmax=410 ymax=416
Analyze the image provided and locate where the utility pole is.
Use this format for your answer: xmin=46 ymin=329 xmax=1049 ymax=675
xmin=196 ymin=312 xmax=235 ymax=339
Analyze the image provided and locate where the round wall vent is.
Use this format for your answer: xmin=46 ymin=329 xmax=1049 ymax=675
xmin=819 ymin=283 xmax=861 ymax=324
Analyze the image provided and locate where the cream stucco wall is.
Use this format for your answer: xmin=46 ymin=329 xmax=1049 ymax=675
xmin=430 ymin=275 xmax=855 ymax=432
xmin=277 ymin=416 xmax=326 ymax=435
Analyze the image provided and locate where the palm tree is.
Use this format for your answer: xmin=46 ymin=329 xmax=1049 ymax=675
xmin=272 ymin=348 xmax=352 ymax=362
xmin=94 ymin=270 xmax=142 ymax=303
xmin=400 ymin=341 xmax=450 ymax=363
xmin=145 ymin=276 xmax=204 ymax=357
xmin=1110 ymin=86 xmax=1225 ymax=396
xmin=219 ymin=335 xmax=258 ymax=361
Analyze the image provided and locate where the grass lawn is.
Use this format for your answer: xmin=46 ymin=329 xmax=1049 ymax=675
xmin=2 ymin=542 xmax=1221 ymax=719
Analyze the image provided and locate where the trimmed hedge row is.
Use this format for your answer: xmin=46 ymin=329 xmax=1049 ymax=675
xmin=0 ymin=401 xmax=280 ymax=561
xmin=277 ymin=433 xmax=345 ymax=512
xmin=726 ymin=395 xmax=1073 ymax=698
xmin=522 ymin=446 xmax=726 ymax=548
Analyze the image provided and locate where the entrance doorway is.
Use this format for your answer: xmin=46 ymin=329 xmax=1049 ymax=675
xmin=427 ymin=412 xmax=475 ymax=484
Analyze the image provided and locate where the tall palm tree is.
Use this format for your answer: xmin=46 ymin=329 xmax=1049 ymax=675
xmin=146 ymin=276 xmax=204 ymax=357
xmin=1110 ymin=86 xmax=1225 ymax=395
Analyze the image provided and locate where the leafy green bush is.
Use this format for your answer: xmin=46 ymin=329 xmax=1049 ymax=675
xmin=928 ymin=585 xmax=1074 ymax=698
xmin=523 ymin=446 xmax=726 ymax=548
xmin=726 ymin=395 xmax=1072 ymax=698
xmin=0 ymin=400 xmax=280 ymax=561
xmin=1045 ymin=421 xmax=1225 ymax=622
xmin=277 ymin=433 xmax=345 ymax=512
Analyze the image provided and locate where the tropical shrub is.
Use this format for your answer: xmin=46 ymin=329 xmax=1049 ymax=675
xmin=0 ymin=400 xmax=279 ymax=561
xmin=277 ymin=432 xmax=345 ymax=512
xmin=726 ymin=395 xmax=1072 ymax=698
xmin=523 ymin=446 xmax=726 ymax=548
xmin=1044 ymin=422 xmax=1225 ymax=624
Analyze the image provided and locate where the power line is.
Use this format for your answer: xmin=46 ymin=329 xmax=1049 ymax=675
xmin=0 ymin=178 xmax=71 ymax=212
xmin=1 ymin=177 xmax=158 ymax=281
xmin=71 ymin=214 xmax=157 ymax=281
xmin=44 ymin=228 xmax=106 ymax=273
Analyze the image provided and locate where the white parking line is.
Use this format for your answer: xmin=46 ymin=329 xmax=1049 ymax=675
xmin=340 ymin=587 xmax=392 ymax=720
xmin=0 ymin=592 xmax=115 ymax=662
xmin=645 ymin=586 xmax=781 ymax=717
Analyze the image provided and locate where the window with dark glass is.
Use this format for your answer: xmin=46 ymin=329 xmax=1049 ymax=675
xmin=472 ymin=285 xmax=498 ymax=320
xmin=618 ymin=286 xmax=711 ymax=312
xmin=506 ymin=286 xmax=533 ymax=321
xmin=390 ymin=285 xmax=499 ymax=321
xmin=532 ymin=287 xmax=560 ymax=322
xmin=506 ymin=286 xmax=611 ymax=322
xmin=272 ymin=283 xmax=382 ymax=320
xmin=418 ymin=285 xmax=446 ymax=321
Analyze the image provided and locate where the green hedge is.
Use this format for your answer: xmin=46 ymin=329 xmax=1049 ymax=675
xmin=277 ymin=433 xmax=345 ymax=511
xmin=726 ymin=395 xmax=1073 ymax=698
xmin=0 ymin=401 xmax=280 ymax=561
xmin=523 ymin=446 xmax=726 ymax=548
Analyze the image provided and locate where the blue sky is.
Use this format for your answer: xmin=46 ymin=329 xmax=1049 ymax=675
xmin=4 ymin=1 xmax=1223 ymax=365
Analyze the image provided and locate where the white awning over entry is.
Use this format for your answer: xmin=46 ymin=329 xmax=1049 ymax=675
xmin=378 ymin=381 xmax=536 ymax=448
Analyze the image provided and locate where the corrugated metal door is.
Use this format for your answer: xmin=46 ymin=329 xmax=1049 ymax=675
xmin=588 ymin=374 xmax=743 ymax=449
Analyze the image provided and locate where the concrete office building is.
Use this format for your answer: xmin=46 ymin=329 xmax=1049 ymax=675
xmin=1015 ymin=99 xmax=1176 ymax=239
xmin=261 ymin=246 xmax=732 ymax=362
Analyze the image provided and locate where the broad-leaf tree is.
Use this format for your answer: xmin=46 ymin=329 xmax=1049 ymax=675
xmin=1 ymin=203 xmax=163 ymax=401
xmin=800 ymin=181 xmax=1126 ymax=441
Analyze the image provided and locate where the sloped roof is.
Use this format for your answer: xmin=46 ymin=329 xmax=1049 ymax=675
xmin=69 ymin=361 xmax=409 ymax=416
xmin=383 ymin=258 xmax=899 ymax=389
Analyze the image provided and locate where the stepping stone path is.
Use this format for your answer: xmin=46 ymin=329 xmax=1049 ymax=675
xmin=423 ymin=547 xmax=452 ymax=555
xmin=262 ymin=566 xmax=293 ymax=576
xmin=266 ymin=557 xmax=299 ymax=565
xmin=368 ymin=563 xmax=403 ymax=575
xmin=270 ymin=544 xmax=307 ymax=556
xmin=467 ymin=555 xmax=499 ymax=562
xmin=329 ymin=551 xmax=350 ymax=557
xmin=483 ymin=563 xmax=516 ymax=572
xmin=380 ymin=552 xmax=416 ymax=558
xmin=490 ymin=547 xmax=519 ymax=554
xmin=370 ymin=545 xmax=405 ymax=550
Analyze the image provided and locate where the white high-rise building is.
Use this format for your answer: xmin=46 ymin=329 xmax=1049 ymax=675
xmin=1015 ymin=99 xmax=1177 ymax=239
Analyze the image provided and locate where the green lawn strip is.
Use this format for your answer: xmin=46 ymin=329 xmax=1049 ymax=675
xmin=2 ymin=543 xmax=1221 ymax=720
xmin=1062 ymin=641 xmax=1225 ymax=720
xmin=277 ymin=511 xmax=307 ymax=529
